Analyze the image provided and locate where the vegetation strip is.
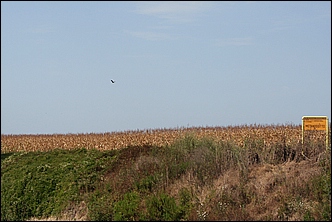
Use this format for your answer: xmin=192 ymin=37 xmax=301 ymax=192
xmin=1 ymin=126 xmax=331 ymax=221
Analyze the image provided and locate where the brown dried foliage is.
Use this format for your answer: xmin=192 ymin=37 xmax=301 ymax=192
xmin=1 ymin=124 xmax=329 ymax=154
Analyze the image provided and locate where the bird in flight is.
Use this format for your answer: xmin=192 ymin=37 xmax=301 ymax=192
xmin=110 ymin=79 xmax=115 ymax=83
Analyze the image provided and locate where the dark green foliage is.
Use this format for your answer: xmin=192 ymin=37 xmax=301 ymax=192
xmin=1 ymin=148 xmax=117 ymax=221
xmin=310 ymin=172 xmax=331 ymax=221
xmin=1 ymin=152 xmax=15 ymax=162
xmin=134 ymin=175 xmax=158 ymax=192
xmin=303 ymin=210 xmax=315 ymax=221
xmin=146 ymin=192 xmax=181 ymax=221
xmin=113 ymin=192 xmax=140 ymax=221
xmin=87 ymin=190 xmax=113 ymax=221
xmin=178 ymin=187 xmax=193 ymax=220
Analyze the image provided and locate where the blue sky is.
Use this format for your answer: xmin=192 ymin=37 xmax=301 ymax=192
xmin=1 ymin=1 xmax=331 ymax=135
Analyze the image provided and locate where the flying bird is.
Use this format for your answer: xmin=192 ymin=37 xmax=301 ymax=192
xmin=110 ymin=79 xmax=115 ymax=83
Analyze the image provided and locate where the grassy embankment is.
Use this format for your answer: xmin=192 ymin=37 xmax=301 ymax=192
xmin=1 ymin=132 xmax=331 ymax=221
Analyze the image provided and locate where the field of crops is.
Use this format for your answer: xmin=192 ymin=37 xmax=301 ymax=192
xmin=1 ymin=124 xmax=329 ymax=154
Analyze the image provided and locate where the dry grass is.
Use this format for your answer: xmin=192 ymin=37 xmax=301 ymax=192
xmin=163 ymin=158 xmax=328 ymax=221
xmin=27 ymin=201 xmax=88 ymax=221
xmin=1 ymin=124 xmax=329 ymax=154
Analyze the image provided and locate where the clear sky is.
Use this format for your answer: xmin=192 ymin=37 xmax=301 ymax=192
xmin=1 ymin=1 xmax=331 ymax=135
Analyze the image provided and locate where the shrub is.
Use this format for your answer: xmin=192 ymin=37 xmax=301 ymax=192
xmin=112 ymin=191 xmax=140 ymax=221
xmin=146 ymin=192 xmax=182 ymax=221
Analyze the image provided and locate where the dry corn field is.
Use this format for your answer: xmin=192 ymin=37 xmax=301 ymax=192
xmin=1 ymin=124 xmax=330 ymax=154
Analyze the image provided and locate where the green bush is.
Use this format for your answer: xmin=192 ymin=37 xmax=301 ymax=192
xmin=87 ymin=190 xmax=113 ymax=221
xmin=134 ymin=175 xmax=158 ymax=192
xmin=113 ymin=191 xmax=140 ymax=221
xmin=146 ymin=192 xmax=182 ymax=221
xmin=311 ymin=172 xmax=331 ymax=221
xmin=178 ymin=188 xmax=193 ymax=220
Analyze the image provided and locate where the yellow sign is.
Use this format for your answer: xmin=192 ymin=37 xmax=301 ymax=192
xmin=302 ymin=116 xmax=329 ymax=150
xmin=302 ymin=117 xmax=328 ymax=131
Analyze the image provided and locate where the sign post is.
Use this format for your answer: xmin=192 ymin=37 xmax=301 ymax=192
xmin=302 ymin=116 xmax=329 ymax=150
